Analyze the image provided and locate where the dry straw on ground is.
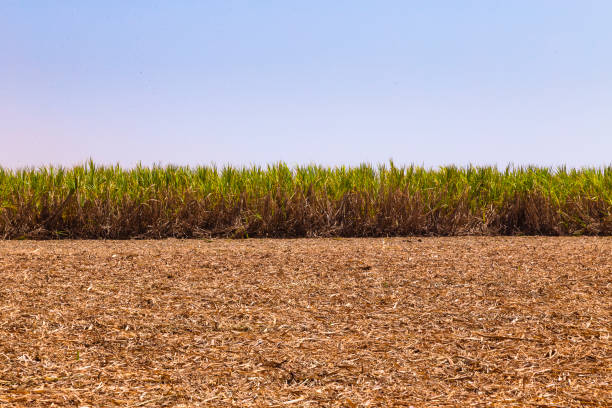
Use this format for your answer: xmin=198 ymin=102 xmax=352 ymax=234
xmin=0 ymin=237 xmax=610 ymax=406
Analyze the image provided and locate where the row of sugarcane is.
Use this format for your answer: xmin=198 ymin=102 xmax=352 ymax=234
xmin=1 ymin=161 xmax=611 ymax=238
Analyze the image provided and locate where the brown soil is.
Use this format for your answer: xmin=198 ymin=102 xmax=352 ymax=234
xmin=0 ymin=238 xmax=610 ymax=407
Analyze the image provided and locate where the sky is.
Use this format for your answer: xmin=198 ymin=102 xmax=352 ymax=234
xmin=1 ymin=1 xmax=611 ymax=169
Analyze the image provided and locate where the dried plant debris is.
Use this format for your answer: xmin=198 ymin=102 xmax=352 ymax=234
xmin=0 ymin=237 xmax=610 ymax=407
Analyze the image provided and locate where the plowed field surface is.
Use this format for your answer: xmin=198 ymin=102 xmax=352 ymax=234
xmin=0 ymin=238 xmax=610 ymax=407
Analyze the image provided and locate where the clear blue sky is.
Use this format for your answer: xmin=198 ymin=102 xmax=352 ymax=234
xmin=2 ymin=1 xmax=611 ymax=168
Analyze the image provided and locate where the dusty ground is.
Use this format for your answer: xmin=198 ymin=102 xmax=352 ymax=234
xmin=0 ymin=237 xmax=610 ymax=407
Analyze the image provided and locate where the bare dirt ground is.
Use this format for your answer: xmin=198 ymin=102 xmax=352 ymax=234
xmin=0 ymin=237 xmax=610 ymax=407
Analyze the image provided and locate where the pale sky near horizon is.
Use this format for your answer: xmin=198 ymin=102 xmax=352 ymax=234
xmin=1 ymin=1 xmax=611 ymax=169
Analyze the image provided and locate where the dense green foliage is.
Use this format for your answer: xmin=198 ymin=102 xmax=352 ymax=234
xmin=1 ymin=161 xmax=611 ymax=238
